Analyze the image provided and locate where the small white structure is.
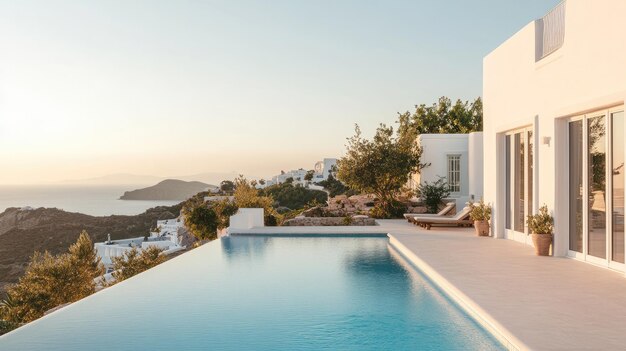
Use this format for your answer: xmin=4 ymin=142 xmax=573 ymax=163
xmin=409 ymin=133 xmax=483 ymax=209
xmin=321 ymin=158 xmax=338 ymax=180
xmin=94 ymin=218 xmax=185 ymax=272
xmin=271 ymin=169 xmax=309 ymax=186
xmin=228 ymin=208 xmax=265 ymax=234
xmin=483 ymin=0 xmax=626 ymax=272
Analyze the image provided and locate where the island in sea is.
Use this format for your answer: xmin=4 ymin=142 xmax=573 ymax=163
xmin=120 ymin=179 xmax=217 ymax=201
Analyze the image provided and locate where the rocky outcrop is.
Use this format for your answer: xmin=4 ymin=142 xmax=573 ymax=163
xmin=326 ymin=194 xmax=377 ymax=216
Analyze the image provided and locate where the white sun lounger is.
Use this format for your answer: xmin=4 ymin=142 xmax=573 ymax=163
xmin=414 ymin=206 xmax=473 ymax=230
xmin=404 ymin=202 xmax=456 ymax=222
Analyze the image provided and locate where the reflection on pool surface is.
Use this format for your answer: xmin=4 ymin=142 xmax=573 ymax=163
xmin=0 ymin=235 xmax=504 ymax=350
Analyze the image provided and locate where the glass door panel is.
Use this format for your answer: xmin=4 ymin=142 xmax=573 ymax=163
xmin=505 ymin=135 xmax=512 ymax=230
xmin=588 ymin=116 xmax=606 ymax=259
xmin=528 ymin=130 xmax=534 ymax=218
xmin=514 ymin=133 xmax=525 ymax=232
xmin=505 ymin=128 xmax=533 ymax=237
xmin=612 ymin=112 xmax=625 ymax=263
xmin=569 ymin=120 xmax=584 ymax=253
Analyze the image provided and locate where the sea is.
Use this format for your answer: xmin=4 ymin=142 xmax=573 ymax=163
xmin=0 ymin=185 xmax=181 ymax=216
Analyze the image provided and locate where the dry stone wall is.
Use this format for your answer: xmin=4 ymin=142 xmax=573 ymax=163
xmin=282 ymin=216 xmax=376 ymax=226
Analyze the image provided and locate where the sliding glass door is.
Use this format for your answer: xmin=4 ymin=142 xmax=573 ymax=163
xmin=611 ymin=112 xmax=625 ymax=263
xmin=569 ymin=120 xmax=583 ymax=253
xmin=568 ymin=107 xmax=625 ymax=269
xmin=505 ymin=127 xmax=534 ymax=242
xmin=588 ymin=115 xmax=607 ymax=259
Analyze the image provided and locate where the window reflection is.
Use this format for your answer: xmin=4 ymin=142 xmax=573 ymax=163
xmin=588 ymin=116 xmax=606 ymax=259
xmin=612 ymin=112 xmax=625 ymax=263
xmin=569 ymin=120 xmax=583 ymax=253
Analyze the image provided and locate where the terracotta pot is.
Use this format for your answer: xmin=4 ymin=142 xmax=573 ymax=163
xmin=474 ymin=220 xmax=490 ymax=236
xmin=531 ymin=233 xmax=552 ymax=256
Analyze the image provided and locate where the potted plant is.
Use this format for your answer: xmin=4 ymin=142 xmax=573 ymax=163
xmin=469 ymin=199 xmax=491 ymax=236
xmin=526 ymin=205 xmax=554 ymax=256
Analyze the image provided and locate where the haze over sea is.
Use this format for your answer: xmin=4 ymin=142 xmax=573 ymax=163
xmin=0 ymin=185 xmax=180 ymax=216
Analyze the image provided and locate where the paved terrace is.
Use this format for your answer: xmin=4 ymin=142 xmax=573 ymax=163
xmin=232 ymin=220 xmax=626 ymax=351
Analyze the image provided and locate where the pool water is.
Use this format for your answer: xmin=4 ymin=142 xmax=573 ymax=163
xmin=0 ymin=235 xmax=504 ymax=350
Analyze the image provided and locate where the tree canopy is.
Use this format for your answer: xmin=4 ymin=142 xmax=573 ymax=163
xmin=317 ymin=174 xmax=357 ymax=197
xmin=0 ymin=231 xmax=103 ymax=329
xmin=337 ymin=123 xmax=423 ymax=218
xmin=397 ymin=96 xmax=482 ymax=136
xmin=110 ymin=246 xmax=166 ymax=283
xmin=219 ymin=180 xmax=235 ymax=193
xmin=183 ymin=176 xmax=278 ymax=240
xmin=304 ymin=170 xmax=315 ymax=181
xmin=259 ymin=182 xmax=327 ymax=210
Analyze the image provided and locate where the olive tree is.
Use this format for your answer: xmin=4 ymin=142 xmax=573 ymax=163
xmin=337 ymin=123 xmax=424 ymax=218
xmin=0 ymin=232 xmax=103 ymax=328
xmin=110 ymin=246 xmax=166 ymax=283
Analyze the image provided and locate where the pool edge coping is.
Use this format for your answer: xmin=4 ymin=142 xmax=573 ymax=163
xmin=387 ymin=233 xmax=527 ymax=351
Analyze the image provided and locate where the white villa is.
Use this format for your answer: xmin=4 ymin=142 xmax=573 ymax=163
xmin=257 ymin=158 xmax=337 ymax=188
xmin=409 ymin=133 xmax=483 ymax=210
xmin=483 ymin=0 xmax=626 ymax=270
xmin=94 ymin=218 xmax=185 ymax=272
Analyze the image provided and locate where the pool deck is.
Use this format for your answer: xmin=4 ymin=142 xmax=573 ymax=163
xmin=233 ymin=220 xmax=626 ymax=351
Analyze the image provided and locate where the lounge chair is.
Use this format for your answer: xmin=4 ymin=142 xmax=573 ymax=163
xmin=414 ymin=206 xmax=473 ymax=230
xmin=404 ymin=202 xmax=456 ymax=223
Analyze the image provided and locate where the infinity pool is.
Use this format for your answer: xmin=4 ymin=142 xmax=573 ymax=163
xmin=0 ymin=235 xmax=504 ymax=350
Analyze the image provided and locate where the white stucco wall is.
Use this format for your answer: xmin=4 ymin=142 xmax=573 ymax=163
xmin=141 ymin=240 xmax=174 ymax=250
xmin=483 ymin=0 xmax=626 ymax=256
xmin=322 ymin=158 xmax=338 ymax=180
xmin=229 ymin=208 xmax=265 ymax=231
xmin=413 ymin=134 xmax=470 ymax=209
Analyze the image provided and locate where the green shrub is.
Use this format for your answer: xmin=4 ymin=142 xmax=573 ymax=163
xmin=0 ymin=232 xmax=103 ymax=327
xmin=317 ymin=175 xmax=358 ymax=197
xmin=369 ymin=200 xmax=406 ymax=219
xmin=264 ymin=214 xmax=278 ymax=226
xmin=259 ymin=183 xmax=327 ymax=210
xmin=0 ymin=319 xmax=17 ymax=336
xmin=469 ymin=199 xmax=491 ymax=221
xmin=110 ymin=246 xmax=166 ymax=283
xmin=527 ymin=205 xmax=554 ymax=235
xmin=416 ymin=177 xmax=450 ymax=214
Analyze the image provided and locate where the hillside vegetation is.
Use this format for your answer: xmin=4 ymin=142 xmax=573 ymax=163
xmin=0 ymin=204 xmax=181 ymax=294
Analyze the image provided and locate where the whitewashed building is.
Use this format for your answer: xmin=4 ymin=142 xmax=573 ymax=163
xmin=95 ymin=218 xmax=185 ymax=272
xmin=483 ymin=0 xmax=626 ymax=271
xmin=409 ymin=133 xmax=483 ymax=210
xmin=257 ymin=158 xmax=337 ymax=188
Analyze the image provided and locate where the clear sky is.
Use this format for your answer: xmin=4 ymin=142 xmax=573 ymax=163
xmin=0 ymin=0 xmax=559 ymax=184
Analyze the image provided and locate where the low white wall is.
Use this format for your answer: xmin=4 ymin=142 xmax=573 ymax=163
xmin=94 ymin=243 xmax=134 ymax=265
xmin=229 ymin=208 xmax=265 ymax=231
xmin=141 ymin=240 xmax=173 ymax=250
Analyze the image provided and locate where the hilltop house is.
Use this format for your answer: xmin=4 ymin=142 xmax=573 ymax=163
xmin=483 ymin=0 xmax=626 ymax=270
xmin=409 ymin=133 xmax=483 ymax=210
xmin=257 ymin=158 xmax=337 ymax=188
xmin=95 ymin=218 xmax=185 ymax=273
